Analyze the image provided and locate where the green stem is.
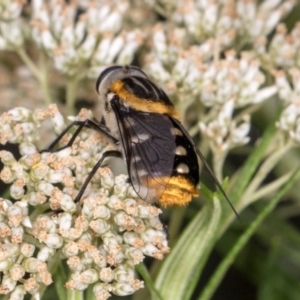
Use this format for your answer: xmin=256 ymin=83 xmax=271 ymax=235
xmin=152 ymin=3 xmax=169 ymax=18
xmin=17 ymin=48 xmax=52 ymax=104
xmin=189 ymin=123 xmax=200 ymax=138
xmin=247 ymin=169 xmax=295 ymax=204
xmin=213 ymin=150 xmax=227 ymax=182
xmin=136 ymin=263 xmax=163 ymax=300
xmin=177 ymin=96 xmax=195 ymax=120
xmin=17 ymin=48 xmax=42 ymax=81
xmin=85 ymin=285 xmax=96 ymax=300
xmin=262 ymin=131 xmax=284 ymax=159
xmin=67 ymin=289 xmax=84 ymax=300
xmin=53 ymin=262 xmax=68 ymax=300
xmin=234 ymin=104 xmax=261 ymax=123
xmin=241 ymin=142 xmax=292 ymax=208
xmin=197 ymin=167 xmax=300 ymax=300
xmin=22 ymin=234 xmax=44 ymax=249
xmin=201 ymin=106 xmax=219 ymax=124
xmin=220 ymin=118 xmax=277 ymax=231
xmin=39 ymin=51 xmax=52 ymax=105
xmin=66 ymin=77 xmax=78 ymax=115
xmin=29 ymin=203 xmax=50 ymax=220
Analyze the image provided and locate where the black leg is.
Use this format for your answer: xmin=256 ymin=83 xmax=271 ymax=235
xmin=74 ymin=150 xmax=122 ymax=203
xmin=153 ymin=203 xmax=169 ymax=239
xmin=42 ymin=119 xmax=118 ymax=153
xmin=159 ymin=215 xmax=169 ymax=239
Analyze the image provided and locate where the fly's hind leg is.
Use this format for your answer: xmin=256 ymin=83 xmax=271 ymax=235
xmin=73 ymin=150 xmax=122 ymax=203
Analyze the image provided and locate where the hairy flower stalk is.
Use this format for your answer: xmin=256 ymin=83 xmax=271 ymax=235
xmin=0 ymin=105 xmax=169 ymax=300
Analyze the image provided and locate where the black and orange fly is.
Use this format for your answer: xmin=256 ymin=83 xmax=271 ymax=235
xmin=46 ymin=65 xmax=238 ymax=215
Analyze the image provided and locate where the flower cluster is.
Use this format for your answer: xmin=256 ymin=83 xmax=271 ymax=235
xmin=0 ymin=0 xmax=299 ymax=299
xmin=0 ymin=0 xmax=26 ymax=49
xmin=146 ymin=25 xmax=277 ymax=155
xmin=155 ymin=0 xmax=295 ymax=46
xmin=31 ymin=0 xmax=143 ymax=76
xmin=260 ymin=22 xmax=300 ymax=69
xmin=0 ymin=0 xmax=143 ymax=76
xmin=143 ymin=1 xmax=298 ymax=160
xmin=197 ymin=50 xmax=277 ymax=154
xmin=0 ymin=105 xmax=169 ymax=300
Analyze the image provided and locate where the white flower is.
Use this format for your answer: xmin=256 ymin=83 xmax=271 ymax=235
xmin=0 ymin=106 xmax=169 ymax=299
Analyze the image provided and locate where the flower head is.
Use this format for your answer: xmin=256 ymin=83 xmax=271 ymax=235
xmin=0 ymin=105 xmax=169 ymax=300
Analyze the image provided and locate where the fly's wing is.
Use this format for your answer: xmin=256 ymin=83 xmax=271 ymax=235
xmin=111 ymin=98 xmax=176 ymax=203
xmin=170 ymin=118 xmax=240 ymax=219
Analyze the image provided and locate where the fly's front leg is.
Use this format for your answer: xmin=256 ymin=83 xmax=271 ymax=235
xmin=41 ymin=118 xmax=121 ymax=212
xmin=41 ymin=119 xmax=117 ymax=153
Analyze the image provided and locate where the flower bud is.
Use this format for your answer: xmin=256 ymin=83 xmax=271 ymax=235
xmin=80 ymin=269 xmax=99 ymax=284
xmin=1 ymin=275 xmax=17 ymax=293
xmin=37 ymin=246 xmax=55 ymax=262
xmin=99 ymin=267 xmax=114 ymax=282
xmin=44 ymin=233 xmax=63 ymax=249
xmin=10 ymin=264 xmax=25 ymax=281
xmin=0 ymin=258 xmax=13 ymax=271
xmin=93 ymin=283 xmax=111 ymax=300
xmin=112 ymin=282 xmax=135 ymax=296
xmin=20 ymin=243 xmax=35 ymax=257
xmin=8 ymin=285 xmax=26 ymax=300
xmin=89 ymin=219 xmax=110 ymax=235
xmin=19 ymin=142 xmax=38 ymax=155
xmin=24 ymin=277 xmax=39 ymax=294
xmin=11 ymin=226 xmax=24 ymax=243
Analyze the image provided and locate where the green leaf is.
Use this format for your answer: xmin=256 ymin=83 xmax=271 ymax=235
xmin=85 ymin=284 xmax=96 ymax=300
xmin=258 ymin=245 xmax=300 ymax=300
xmin=197 ymin=167 xmax=300 ymax=300
xmin=254 ymin=210 xmax=300 ymax=300
xmin=154 ymin=191 xmax=222 ymax=300
xmin=150 ymin=114 xmax=282 ymax=300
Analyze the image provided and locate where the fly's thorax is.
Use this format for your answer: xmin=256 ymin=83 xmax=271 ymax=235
xmin=96 ymin=65 xmax=149 ymax=137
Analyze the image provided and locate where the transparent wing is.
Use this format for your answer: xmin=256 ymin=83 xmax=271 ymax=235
xmin=111 ymin=99 xmax=176 ymax=203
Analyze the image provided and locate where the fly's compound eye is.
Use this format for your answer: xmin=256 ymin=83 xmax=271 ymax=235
xmin=95 ymin=65 xmax=123 ymax=93
xmin=95 ymin=65 xmax=149 ymax=94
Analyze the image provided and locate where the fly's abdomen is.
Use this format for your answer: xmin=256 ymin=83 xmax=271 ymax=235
xmin=158 ymin=175 xmax=199 ymax=207
xmin=158 ymin=120 xmax=200 ymax=207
